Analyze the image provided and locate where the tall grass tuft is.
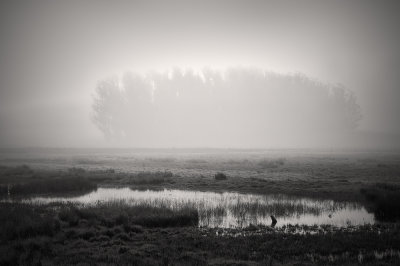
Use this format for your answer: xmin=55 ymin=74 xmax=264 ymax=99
xmin=361 ymin=183 xmax=400 ymax=221
xmin=214 ymin=172 xmax=227 ymax=180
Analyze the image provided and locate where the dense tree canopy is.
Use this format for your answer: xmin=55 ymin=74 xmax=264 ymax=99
xmin=92 ymin=68 xmax=362 ymax=147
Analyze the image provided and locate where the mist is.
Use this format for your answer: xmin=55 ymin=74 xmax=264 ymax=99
xmin=92 ymin=68 xmax=363 ymax=148
xmin=0 ymin=0 xmax=399 ymax=149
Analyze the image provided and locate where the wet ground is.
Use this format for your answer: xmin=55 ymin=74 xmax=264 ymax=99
xmin=19 ymin=188 xmax=374 ymax=228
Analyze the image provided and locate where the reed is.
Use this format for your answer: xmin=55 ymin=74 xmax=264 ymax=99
xmin=0 ymin=177 xmax=97 ymax=196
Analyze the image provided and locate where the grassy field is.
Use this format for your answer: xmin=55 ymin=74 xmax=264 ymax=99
xmin=1 ymin=150 xmax=400 ymax=202
xmin=1 ymin=150 xmax=400 ymax=265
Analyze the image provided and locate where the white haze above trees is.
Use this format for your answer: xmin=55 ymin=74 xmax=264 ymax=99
xmin=92 ymin=68 xmax=362 ymax=148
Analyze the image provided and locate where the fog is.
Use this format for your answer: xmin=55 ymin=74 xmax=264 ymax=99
xmin=0 ymin=0 xmax=399 ymax=149
xmin=93 ymin=69 xmax=363 ymax=148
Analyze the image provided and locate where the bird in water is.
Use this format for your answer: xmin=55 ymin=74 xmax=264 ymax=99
xmin=270 ymin=215 xmax=277 ymax=227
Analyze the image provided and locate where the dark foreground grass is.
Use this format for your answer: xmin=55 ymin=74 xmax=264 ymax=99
xmin=0 ymin=203 xmax=60 ymax=241
xmin=58 ymin=201 xmax=198 ymax=228
xmin=1 ymin=202 xmax=400 ymax=265
xmin=361 ymin=183 xmax=400 ymax=222
xmin=0 ymin=201 xmax=198 ymax=242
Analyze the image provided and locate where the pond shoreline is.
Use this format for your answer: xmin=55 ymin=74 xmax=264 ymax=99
xmin=0 ymin=164 xmax=383 ymax=203
xmin=1 ymin=158 xmax=400 ymax=265
xmin=2 ymin=201 xmax=399 ymax=266
xmin=15 ymin=187 xmax=374 ymax=228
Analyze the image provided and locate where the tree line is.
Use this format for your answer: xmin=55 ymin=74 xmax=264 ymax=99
xmin=92 ymin=68 xmax=362 ymax=147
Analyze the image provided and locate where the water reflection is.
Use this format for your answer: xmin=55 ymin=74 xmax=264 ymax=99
xmin=25 ymin=188 xmax=374 ymax=228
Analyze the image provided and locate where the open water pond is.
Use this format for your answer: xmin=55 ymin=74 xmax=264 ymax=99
xmin=23 ymin=188 xmax=374 ymax=228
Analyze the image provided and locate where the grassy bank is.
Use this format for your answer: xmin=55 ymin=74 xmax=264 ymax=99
xmin=0 ymin=164 xmax=388 ymax=202
xmin=361 ymin=183 xmax=400 ymax=222
xmin=0 ymin=177 xmax=96 ymax=196
xmin=0 ymin=165 xmax=96 ymax=196
xmin=57 ymin=201 xmax=198 ymax=228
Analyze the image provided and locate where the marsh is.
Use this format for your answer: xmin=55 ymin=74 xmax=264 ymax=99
xmin=1 ymin=0 xmax=400 ymax=265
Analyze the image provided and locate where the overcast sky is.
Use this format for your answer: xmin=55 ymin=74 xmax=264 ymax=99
xmin=0 ymin=0 xmax=399 ymax=148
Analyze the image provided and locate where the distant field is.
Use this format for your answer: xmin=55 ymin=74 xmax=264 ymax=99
xmin=1 ymin=148 xmax=399 ymax=201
